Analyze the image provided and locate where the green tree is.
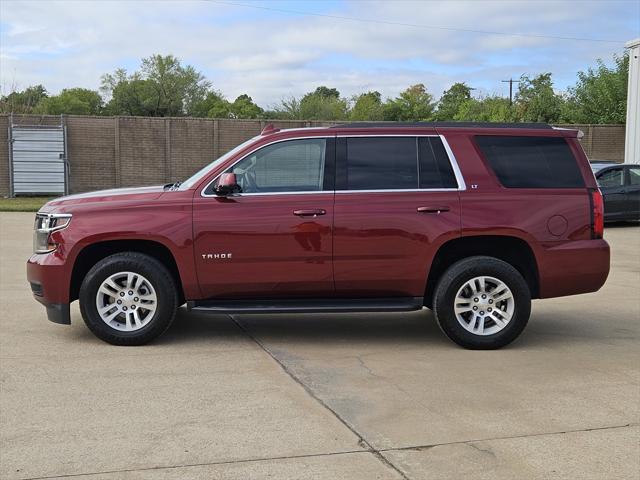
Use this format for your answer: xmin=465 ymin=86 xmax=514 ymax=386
xmin=35 ymin=88 xmax=103 ymax=115
xmin=267 ymin=97 xmax=302 ymax=119
xmin=297 ymin=86 xmax=348 ymax=120
xmin=0 ymin=85 xmax=48 ymax=113
xmin=562 ymin=53 xmax=628 ymax=124
xmin=383 ymin=84 xmax=435 ymax=121
xmin=190 ymin=92 xmax=263 ymax=119
xmin=454 ymin=96 xmax=514 ymax=122
xmin=350 ymin=91 xmax=384 ymax=121
xmin=312 ymin=86 xmax=340 ymax=99
xmin=435 ymin=82 xmax=472 ymax=121
xmin=189 ymin=90 xmax=230 ymax=118
xmin=229 ymin=94 xmax=263 ymax=119
xmin=515 ymin=73 xmax=563 ymax=123
xmin=101 ymin=55 xmax=210 ymax=116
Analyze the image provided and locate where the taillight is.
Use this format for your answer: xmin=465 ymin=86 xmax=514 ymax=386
xmin=591 ymin=189 xmax=604 ymax=239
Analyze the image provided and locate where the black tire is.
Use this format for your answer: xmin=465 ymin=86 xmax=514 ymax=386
xmin=79 ymin=252 xmax=178 ymax=346
xmin=433 ymin=256 xmax=531 ymax=350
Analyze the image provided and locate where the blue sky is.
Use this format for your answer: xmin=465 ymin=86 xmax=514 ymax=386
xmin=1 ymin=0 xmax=638 ymax=107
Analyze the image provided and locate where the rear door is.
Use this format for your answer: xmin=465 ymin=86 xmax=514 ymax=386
xmin=332 ymin=135 xmax=462 ymax=298
xmin=596 ymin=166 xmax=626 ymax=219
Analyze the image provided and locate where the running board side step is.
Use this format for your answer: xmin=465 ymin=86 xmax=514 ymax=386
xmin=187 ymin=297 xmax=424 ymax=314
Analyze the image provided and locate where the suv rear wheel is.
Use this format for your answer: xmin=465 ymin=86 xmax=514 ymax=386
xmin=433 ymin=256 xmax=531 ymax=349
xmin=79 ymin=252 xmax=178 ymax=346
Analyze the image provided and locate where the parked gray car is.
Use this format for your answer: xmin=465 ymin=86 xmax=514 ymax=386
xmin=591 ymin=162 xmax=640 ymax=222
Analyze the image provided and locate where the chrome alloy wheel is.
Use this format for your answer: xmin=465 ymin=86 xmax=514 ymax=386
xmin=454 ymin=276 xmax=515 ymax=336
xmin=95 ymin=271 xmax=158 ymax=332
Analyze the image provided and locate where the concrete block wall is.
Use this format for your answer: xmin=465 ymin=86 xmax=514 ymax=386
xmin=556 ymin=124 xmax=626 ymax=162
xmin=0 ymin=115 xmax=626 ymax=197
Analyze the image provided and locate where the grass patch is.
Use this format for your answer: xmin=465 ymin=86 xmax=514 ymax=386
xmin=0 ymin=197 xmax=52 ymax=212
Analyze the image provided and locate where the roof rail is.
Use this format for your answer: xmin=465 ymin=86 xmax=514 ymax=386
xmin=331 ymin=122 xmax=553 ymax=129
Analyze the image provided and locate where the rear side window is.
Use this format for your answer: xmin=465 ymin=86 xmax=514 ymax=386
xmin=418 ymin=137 xmax=457 ymax=188
xmin=475 ymin=136 xmax=584 ymax=188
xmin=346 ymin=137 xmax=417 ymax=190
xmin=629 ymin=167 xmax=640 ymax=186
xmin=344 ymin=136 xmax=457 ymax=190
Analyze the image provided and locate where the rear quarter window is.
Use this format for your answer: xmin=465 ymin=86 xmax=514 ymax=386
xmin=475 ymin=136 xmax=585 ymax=188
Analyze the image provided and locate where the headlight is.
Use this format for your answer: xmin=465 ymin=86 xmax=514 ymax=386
xmin=33 ymin=213 xmax=72 ymax=254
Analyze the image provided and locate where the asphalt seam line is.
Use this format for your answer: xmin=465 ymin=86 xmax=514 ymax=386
xmin=227 ymin=314 xmax=412 ymax=480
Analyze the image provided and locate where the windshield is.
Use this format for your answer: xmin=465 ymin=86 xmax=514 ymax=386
xmin=178 ymin=136 xmax=260 ymax=190
xmin=590 ymin=164 xmax=611 ymax=174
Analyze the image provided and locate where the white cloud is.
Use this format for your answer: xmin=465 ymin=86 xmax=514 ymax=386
xmin=0 ymin=0 xmax=636 ymax=105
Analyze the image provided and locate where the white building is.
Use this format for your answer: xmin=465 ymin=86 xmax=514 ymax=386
xmin=625 ymin=38 xmax=640 ymax=164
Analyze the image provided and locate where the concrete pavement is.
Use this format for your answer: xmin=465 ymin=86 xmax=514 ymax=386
xmin=0 ymin=212 xmax=638 ymax=479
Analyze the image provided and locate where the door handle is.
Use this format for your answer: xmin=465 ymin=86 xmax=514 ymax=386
xmin=293 ymin=209 xmax=326 ymax=217
xmin=417 ymin=206 xmax=450 ymax=214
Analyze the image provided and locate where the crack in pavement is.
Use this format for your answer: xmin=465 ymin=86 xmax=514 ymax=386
xmin=379 ymin=422 xmax=637 ymax=453
xmin=228 ymin=315 xmax=412 ymax=480
xmin=21 ymin=449 xmax=370 ymax=480
xmin=23 ymin=422 xmax=637 ymax=479
xmin=354 ymin=354 xmax=412 ymax=397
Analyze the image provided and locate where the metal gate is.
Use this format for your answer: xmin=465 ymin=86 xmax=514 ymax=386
xmin=8 ymin=116 xmax=68 ymax=196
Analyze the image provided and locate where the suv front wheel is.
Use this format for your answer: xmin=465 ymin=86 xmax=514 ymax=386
xmin=433 ymin=256 xmax=531 ymax=349
xmin=79 ymin=252 xmax=178 ymax=346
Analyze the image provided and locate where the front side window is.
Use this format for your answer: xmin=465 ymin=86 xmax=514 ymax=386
xmin=475 ymin=136 xmax=584 ymax=188
xmin=222 ymin=138 xmax=326 ymax=194
xmin=598 ymin=168 xmax=623 ymax=188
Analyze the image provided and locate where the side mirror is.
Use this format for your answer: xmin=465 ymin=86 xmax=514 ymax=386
xmin=215 ymin=172 xmax=241 ymax=196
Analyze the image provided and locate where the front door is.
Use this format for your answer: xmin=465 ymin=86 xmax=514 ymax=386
xmin=193 ymin=137 xmax=335 ymax=299
xmin=333 ymin=135 xmax=462 ymax=297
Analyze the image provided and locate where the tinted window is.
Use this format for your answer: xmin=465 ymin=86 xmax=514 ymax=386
xmin=628 ymin=167 xmax=640 ymax=186
xmin=346 ymin=137 xmax=417 ymax=190
xmin=226 ymin=139 xmax=326 ymax=193
xmin=475 ymin=136 xmax=584 ymax=188
xmin=597 ymin=168 xmax=624 ymax=188
xmin=418 ymin=137 xmax=457 ymax=188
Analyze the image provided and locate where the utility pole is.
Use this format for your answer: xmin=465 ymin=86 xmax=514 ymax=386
xmin=501 ymin=78 xmax=521 ymax=106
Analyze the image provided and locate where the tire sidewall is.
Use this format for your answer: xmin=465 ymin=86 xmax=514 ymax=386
xmin=80 ymin=253 xmax=177 ymax=345
xmin=434 ymin=257 xmax=531 ymax=349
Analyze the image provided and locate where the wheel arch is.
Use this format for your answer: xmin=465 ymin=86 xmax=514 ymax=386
xmin=424 ymin=235 xmax=539 ymax=307
xmin=70 ymin=239 xmax=185 ymax=305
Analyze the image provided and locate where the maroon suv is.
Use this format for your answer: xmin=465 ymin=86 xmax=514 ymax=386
xmin=27 ymin=122 xmax=610 ymax=349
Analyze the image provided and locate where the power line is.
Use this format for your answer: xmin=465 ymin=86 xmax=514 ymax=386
xmin=207 ymin=0 xmax=627 ymax=44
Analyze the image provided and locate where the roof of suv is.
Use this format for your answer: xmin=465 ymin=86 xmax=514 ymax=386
xmin=331 ymin=122 xmax=554 ymax=129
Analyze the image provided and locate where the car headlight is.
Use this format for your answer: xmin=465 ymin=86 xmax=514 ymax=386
xmin=33 ymin=213 xmax=72 ymax=254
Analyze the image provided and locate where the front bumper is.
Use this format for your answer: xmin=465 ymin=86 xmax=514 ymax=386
xmin=27 ymin=254 xmax=71 ymax=325
xmin=38 ymin=299 xmax=71 ymax=324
